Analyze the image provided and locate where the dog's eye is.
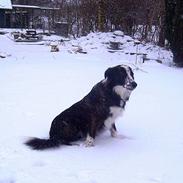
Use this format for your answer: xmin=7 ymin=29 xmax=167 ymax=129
xmin=120 ymin=68 xmax=127 ymax=76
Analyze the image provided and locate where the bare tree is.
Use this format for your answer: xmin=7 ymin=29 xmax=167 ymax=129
xmin=12 ymin=0 xmax=172 ymax=47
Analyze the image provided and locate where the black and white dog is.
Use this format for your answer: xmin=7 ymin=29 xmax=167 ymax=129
xmin=25 ymin=65 xmax=137 ymax=150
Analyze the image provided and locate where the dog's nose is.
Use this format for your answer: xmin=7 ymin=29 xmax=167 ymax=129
xmin=131 ymin=81 xmax=137 ymax=89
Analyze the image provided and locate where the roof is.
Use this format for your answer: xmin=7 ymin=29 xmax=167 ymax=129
xmin=0 ymin=0 xmax=12 ymax=9
xmin=0 ymin=1 xmax=59 ymax=10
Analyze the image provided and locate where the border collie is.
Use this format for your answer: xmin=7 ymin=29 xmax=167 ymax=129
xmin=25 ymin=65 xmax=137 ymax=150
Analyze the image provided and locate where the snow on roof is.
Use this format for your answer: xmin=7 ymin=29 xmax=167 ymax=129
xmin=12 ymin=4 xmax=40 ymax=9
xmin=12 ymin=4 xmax=59 ymax=10
xmin=0 ymin=0 xmax=12 ymax=9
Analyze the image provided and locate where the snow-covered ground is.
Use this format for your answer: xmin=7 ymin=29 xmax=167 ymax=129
xmin=0 ymin=31 xmax=183 ymax=183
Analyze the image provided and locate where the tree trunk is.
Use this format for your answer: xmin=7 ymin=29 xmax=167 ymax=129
xmin=172 ymin=0 xmax=183 ymax=65
xmin=165 ymin=0 xmax=183 ymax=66
xmin=98 ymin=0 xmax=105 ymax=32
xmin=158 ymin=0 xmax=166 ymax=47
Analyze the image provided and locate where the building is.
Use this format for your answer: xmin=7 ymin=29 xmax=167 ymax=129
xmin=0 ymin=0 xmax=59 ymax=30
xmin=0 ymin=0 xmax=12 ymax=28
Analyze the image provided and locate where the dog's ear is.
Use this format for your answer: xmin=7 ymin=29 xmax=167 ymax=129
xmin=104 ymin=67 xmax=113 ymax=79
xmin=104 ymin=67 xmax=118 ymax=83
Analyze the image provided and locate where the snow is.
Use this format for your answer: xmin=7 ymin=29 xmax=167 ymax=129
xmin=0 ymin=0 xmax=12 ymax=9
xmin=0 ymin=31 xmax=183 ymax=183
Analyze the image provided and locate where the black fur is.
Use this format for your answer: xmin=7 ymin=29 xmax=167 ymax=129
xmin=25 ymin=65 xmax=137 ymax=150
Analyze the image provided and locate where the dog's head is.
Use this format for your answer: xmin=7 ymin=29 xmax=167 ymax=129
xmin=104 ymin=65 xmax=137 ymax=100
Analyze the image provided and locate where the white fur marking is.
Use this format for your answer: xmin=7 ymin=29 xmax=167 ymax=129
xmin=85 ymin=134 xmax=94 ymax=147
xmin=104 ymin=106 xmax=124 ymax=129
xmin=120 ymin=65 xmax=134 ymax=81
xmin=110 ymin=127 xmax=118 ymax=137
xmin=113 ymin=85 xmax=132 ymax=101
xmin=113 ymin=85 xmax=125 ymax=98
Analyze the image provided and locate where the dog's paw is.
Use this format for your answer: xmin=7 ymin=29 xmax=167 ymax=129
xmin=111 ymin=130 xmax=118 ymax=138
xmin=84 ymin=136 xmax=94 ymax=147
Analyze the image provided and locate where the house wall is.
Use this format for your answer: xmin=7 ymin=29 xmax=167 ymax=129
xmin=0 ymin=10 xmax=5 ymax=27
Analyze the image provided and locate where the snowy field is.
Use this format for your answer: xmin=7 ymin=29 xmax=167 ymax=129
xmin=0 ymin=31 xmax=183 ymax=183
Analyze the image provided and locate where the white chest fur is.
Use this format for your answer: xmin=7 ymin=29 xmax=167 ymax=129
xmin=113 ymin=85 xmax=131 ymax=101
xmin=104 ymin=106 xmax=124 ymax=129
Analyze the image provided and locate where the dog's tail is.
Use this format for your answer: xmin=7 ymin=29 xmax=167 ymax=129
xmin=25 ymin=137 xmax=62 ymax=150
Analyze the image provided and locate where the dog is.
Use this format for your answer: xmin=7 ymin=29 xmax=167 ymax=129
xmin=25 ymin=65 xmax=137 ymax=150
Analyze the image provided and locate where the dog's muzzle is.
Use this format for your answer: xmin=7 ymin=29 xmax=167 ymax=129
xmin=125 ymin=81 xmax=137 ymax=90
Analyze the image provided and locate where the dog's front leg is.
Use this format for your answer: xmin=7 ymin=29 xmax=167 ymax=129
xmin=85 ymin=134 xmax=95 ymax=147
xmin=110 ymin=123 xmax=118 ymax=137
xmin=110 ymin=124 xmax=130 ymax=139
xmin=84 ymin=123 xmax=96 ymax=147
